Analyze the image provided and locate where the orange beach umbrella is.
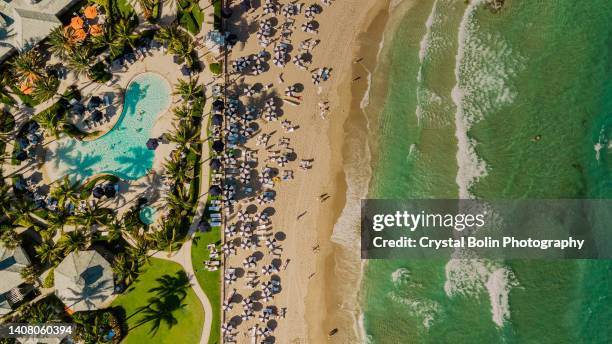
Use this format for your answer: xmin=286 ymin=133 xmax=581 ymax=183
xmin=73 ymin=28 xmax=87 ymax=42
xmin=84 ymin=5 xmax=98 ymax=19
xmin=70 ymin=16 xmax=84 ymax=30
xmin=19 ymin=83 xmax=33 ymax=95
xmin=89 ymin=24 xmax=104 ymax=36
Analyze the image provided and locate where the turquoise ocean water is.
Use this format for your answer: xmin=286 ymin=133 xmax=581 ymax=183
xmin=49 ymin=72 xmax=171 ymax=181
xmin=361 ymin=0 xmax=612 ymax=342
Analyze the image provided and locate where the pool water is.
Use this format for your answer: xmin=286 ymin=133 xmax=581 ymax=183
xmin=49 ymin=73 xmax=171 ymax=181
xmin=139 ymin=206 xmax=156 ymax=225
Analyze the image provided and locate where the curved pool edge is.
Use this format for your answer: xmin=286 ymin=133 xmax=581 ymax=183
xmin=80 ymin=72 xmax=174 ymax=143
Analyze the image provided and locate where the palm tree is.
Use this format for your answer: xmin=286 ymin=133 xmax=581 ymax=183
xmin=47 ymin=26 xmax=75 ymax=60
xmin=24 ymin=300 xmax=61 ymax=324
xmin=0 ymin=229 xmax=19 ymax=249
xmin=112 ymin=253 xmax=139 ymax=285
xmin=163 ymin=159 xmax=192 ymax=186
xmin=128 ymin=236 xmax=151 ymax=266
xmin=166 ymin=122 xmax=199 ymax=152
xmin=11 ymin=198 xmax=39 ymax=228
xmin=10 ymin=49 xmax=45 ymax=85
xmin=148 ymin=224 xmax=179 ymax=255
xmin=66 ymin=46 xmax=93 ymax=78
xmin=0 ymin=183 xmax=13 ymax=217
xmin=46 ymin=209 xmax=70 ymax=235
xmin=71 ymin=204 xmax=113 ymax=228
xmin=0 ymin=72 xmax=15 ymax=105
xmin=72 ymin=312 xmax=104 ymax=343
xmin=172 ymin=105 xmax=191 ymax=121
xmin=33 ymin=108 xmax=66 ymax=139
xmin=32 ymin=76 xmax=60 ymax=103
xmin=58 ymin=229 xmax=88 ymax=254
xmin=164 ymin=188 xmax=192 ymax=215
xmin=35 ymin=240 xmax=61 ymax=265
xmin=129 ymin=0 xmax=156 ymax=19
xmin=20 ymin=265 xmax=40 ymax=284
xmin=92 ymin=30 xmax=124 ymax=58
xmin=113 ymin=19 xmax=138 ymax=50
xmin=155 ymin=25 xmax=195 ymax=67
xmin=154 ymin=25 xmax=181 ymax=46
xmin=51 ymin=176 xmax=81 ymax=209
xmin=173 ymin=78 xmax=203 ymax=102
xmin=106 ymin=220 xmax=124 ymax=243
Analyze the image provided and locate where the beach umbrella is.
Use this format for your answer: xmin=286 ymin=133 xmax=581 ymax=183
xmin=210 ymin=158 xmax=223 ymax=170
xmin=146 ymin=138 xmax=159 ymax=150
xmin=262 ymin=290 xmax=273 ymax=301
xmin=88 ymin=96 xmax=102 ymax=108
xmin=212 ymin=114 xmax=224 ymax=126
xmin=70 ymin=16 xmax=84 ymax=30
xmin=91 ymin=110 xmax=104 ymax=122
xmin=221 ymin=323 xmax=234 ymax=334
xmin=263 ymin=3 xmax=275 ymax=14
xmin=209 ymin=185 xmax=222 ymax=196
xmin=104 ymin=183 xmax=117 ymax=198
xmin=224 ymin=226 xmax=237 ymax=237
xmin=252 ymin=65 xmax=264 ymax=75
xmin=212 ymin=140 xmax=225 ymax=152
xmin=212 ymin=99 xmax=225 ymax=111
xmin=284 ymin=85 xmax=297 ymax=97
xmin=181 ymin=65 xmax=192 ymax=76
xmin=221 ymin=7 xmax=233 ymax=18
xmin=241 ymin=311 xmax=254 ymax=320
xmin=15 ymin=150 xmax=27 ymax=161
xmin=92 ymin=186 xmax=105 ymax=199
xmin=258 ymin=313 xmax=270 ymax=322
xmin=226 ymin=33 xmax=238 ymax=46
xmin=84 ymin=5 xmax=98 ymax=19
xmin=222 ymin=300 xmax=233 ymax=311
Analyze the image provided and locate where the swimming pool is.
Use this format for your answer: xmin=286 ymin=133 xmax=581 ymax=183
xmin=49 ymin=73 xmax=171 ymax=181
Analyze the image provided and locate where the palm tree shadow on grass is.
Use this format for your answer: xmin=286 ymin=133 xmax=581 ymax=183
xmin=148 ymin=271 xmax=190 ymax=301
xmin=125 ymin=271 xmax=191 ymax=328
xmin=130 ymin=295 xmax=186 ymax=335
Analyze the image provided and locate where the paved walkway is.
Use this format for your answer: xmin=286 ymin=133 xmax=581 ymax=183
xmin=149 ymin=91 xmax=213 ymax=344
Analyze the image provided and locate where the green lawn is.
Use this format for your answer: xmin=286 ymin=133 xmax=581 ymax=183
xmin=192 ymin=229 xmax=221 ymax=344
xmin=111 ymin=258 xmax=204 ymax=344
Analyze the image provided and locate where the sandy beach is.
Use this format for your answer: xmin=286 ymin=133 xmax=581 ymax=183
xmin=220 ymin=0 xmax=390 ymax=342
xmin=302 ymin=0 xmax=421 ymax=342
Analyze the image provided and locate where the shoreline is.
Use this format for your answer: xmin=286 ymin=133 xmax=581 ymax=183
xmin=307 ymin=0 xmax=424 ymax=342
xmin=304 ymin=1 xmax=392 ymax=343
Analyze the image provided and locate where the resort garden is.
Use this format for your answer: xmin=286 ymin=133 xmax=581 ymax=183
xmin=0 ymin=0 xmax=223 ymax=342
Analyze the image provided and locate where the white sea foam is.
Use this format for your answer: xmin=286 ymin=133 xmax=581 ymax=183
xmin=594 ymin=142 xmax=603 ymax=162
xmin=388 ymin=292 xmax=440 ymax=329
xmin=595 ymin=127 xmax=607 ymax=162
xmin=485 ymin=268 xmax=518 ymax=327
xmin=415 ymin=0 xmax=444 ymax=123
xmin=391 ymin=268 xmax=411 ymax=285
xmin=418 ymin=0 xmax=440 ymax=62
xmin=452 ymin=0 xmax=523 ymax=198
xmin=444 ymin=257 xmax=518 ymax=327
xmin=334 ymin=21 xmax=386 ymax=344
